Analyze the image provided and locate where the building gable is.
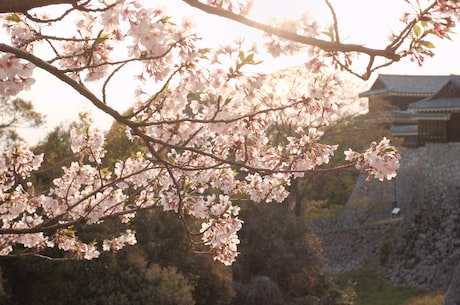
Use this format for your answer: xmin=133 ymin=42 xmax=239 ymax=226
xmin=408 ymin=78 xmax=460 ymax=112
xmin=435 ymin=79 xmax=460 ymax=98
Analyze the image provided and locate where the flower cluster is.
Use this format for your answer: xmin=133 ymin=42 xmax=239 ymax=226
xmin=205 ymin=0 xmax=252 ymax=15
xmin=345 ymin=137 xmax=401 ymax=181
xmin=263 ymin=14 xmax=319 ymax=58
xmin=396 ymin=0 xmax=459 ymax=66
xmin=70 ymin=127 xmax=106 ymax=163
xmin=0 ymin=133 xmax=138 ymax=259
xmin=199 ymin=195 xmax=242 ymax=265
xmin=0 ymin=54 xmax=35 ymax=96
xmin=286 ymin=127 xmax=338 ymax=174
xmin=102 ymin=230 xmax=137 ymax=251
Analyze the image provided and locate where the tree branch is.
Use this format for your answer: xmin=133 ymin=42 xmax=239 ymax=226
xmin=0 ymin=43 xmax=126 ymax=124
xmin=182 ymin=0 xmax=400 ymax=61
xmin=0 ymin=0 xmax=78 ymax=13
xmin=0 ymin=43 xmax=353 ymax=178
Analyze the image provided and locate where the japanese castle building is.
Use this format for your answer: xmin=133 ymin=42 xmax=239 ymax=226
xmin=359 ymin=74 xmax=460 ymax=147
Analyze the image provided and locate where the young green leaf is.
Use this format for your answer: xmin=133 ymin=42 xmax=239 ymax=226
xmin=6 ymin=13 xmax=21 ymax=23
xmin=421 ymin=40 xmax=435 ymax=48
xmin=413 ymin=24 xmax=422 ymax=38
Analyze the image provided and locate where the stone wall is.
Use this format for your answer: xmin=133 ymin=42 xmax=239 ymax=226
xmin=388 ymin=143 xmax=460 ymax=291
xmin=316 ymin=143 xmax=460 ymax=294
xmin=318 ymin=221 xmax=399 ymax=274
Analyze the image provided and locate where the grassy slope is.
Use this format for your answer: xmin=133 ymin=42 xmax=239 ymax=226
xmin=401 ymin=293 xmax=445 ymax=305
xmin=334 ymin=268 xmax=445 ymax=305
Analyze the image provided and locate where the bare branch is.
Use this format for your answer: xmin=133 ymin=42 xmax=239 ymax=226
xmin=324 ymin=0 xmax=340 ymax=42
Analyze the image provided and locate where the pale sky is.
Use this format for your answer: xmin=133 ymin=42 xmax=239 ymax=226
xmin=13 ymin=0 xmax=460 ymax=144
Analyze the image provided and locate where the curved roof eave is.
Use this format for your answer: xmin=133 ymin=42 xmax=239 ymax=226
xmin=359 ymin=90 xmax=431 ymax=98
xmin=413 ymin=107 xmax=460 ymax=113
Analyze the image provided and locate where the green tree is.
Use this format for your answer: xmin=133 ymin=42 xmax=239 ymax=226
xmin=133 ymin=208 xmax=235 ymax=305
xmin=0 ymin=97 xmax=44 ymax=145
xmin=244 ymin=276 xmax=284 ymax=305
xmin=0 ymin=251 xmax=195 ymax=305
xmin=233 ymin=202 xmax=325 ymax=301
xmin=31 ymin=124 xmax=75 ymax=190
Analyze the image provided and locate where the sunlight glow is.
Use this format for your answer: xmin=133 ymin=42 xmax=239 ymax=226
xmin=248 ymin=0 xmax=325 ymax=23
xmin=247 ymin=0 xmax=408 ymax=47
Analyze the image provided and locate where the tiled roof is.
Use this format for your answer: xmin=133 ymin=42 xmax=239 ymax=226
xmin=390 ymin=124 xmax=418 ymax=136
xmin=408 ymin=79 xmax=460 ymax=112
xmin=408 ymin=98 xmax=460 ymax=112
xmin=411 ymin=113 xmax=452 ymax=120
xmin=390 ymin=110 xmax=414 ymax=122
xmin=359 ymin=74 xmax=460 ymax=97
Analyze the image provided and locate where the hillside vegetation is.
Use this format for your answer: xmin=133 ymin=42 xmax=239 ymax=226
xmin=335 ymin=268 xmax=445 ymax=305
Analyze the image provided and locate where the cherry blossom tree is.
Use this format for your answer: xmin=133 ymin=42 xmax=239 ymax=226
xmin=0 ymin=0 xmax=456 ymax=265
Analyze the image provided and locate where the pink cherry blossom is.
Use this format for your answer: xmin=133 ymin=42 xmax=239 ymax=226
xmin=102 ymin=230 xmax=137 ymax=251
xmin=0 ymin=54 xmax=35 ymax=96
xmin=345 ymin=137 xmax=401 ymax=181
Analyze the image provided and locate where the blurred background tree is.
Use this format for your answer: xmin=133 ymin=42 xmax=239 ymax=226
xmin=0 ymin=97 xmax=44 ymax=146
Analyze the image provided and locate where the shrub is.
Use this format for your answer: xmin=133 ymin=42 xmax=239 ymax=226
xmin=244 ymin=276 xmax=284 ymax=305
